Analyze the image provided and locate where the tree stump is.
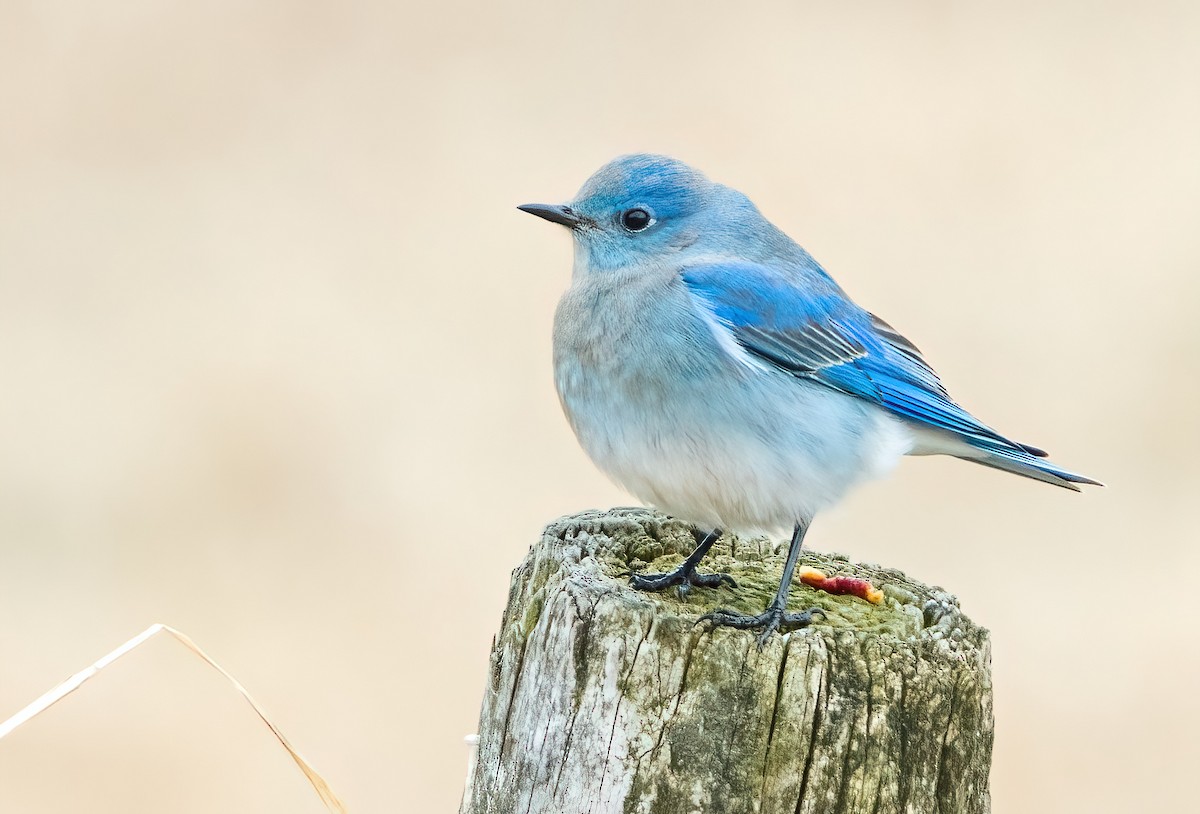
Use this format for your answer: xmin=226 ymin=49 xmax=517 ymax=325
xmin=461 ymin=509 xmax=993 ymax=814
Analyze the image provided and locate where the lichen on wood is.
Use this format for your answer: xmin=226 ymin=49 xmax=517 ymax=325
xmin=462 ymin=508 xmax=993 ymax=814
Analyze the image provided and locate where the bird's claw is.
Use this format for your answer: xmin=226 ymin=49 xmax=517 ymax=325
xmin=629 ymin=565 xmax=737 ymax=593
xmin=698 ymin=604 xmax=825 ymax=648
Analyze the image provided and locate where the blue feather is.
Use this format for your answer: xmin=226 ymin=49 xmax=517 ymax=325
xmin=682 ymin=260 xmax=1099 ymax=488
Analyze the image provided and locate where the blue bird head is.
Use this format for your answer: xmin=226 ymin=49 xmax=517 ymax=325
xmin=520 ymin=154 xmax=788 ymax=274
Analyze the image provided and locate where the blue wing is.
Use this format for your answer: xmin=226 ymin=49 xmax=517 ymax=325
xmin=681 ymin=260 xmax=1099 ymax=489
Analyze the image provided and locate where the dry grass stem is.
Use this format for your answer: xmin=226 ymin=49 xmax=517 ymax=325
xmin=0 ymin=623 xmax=347 ymax=813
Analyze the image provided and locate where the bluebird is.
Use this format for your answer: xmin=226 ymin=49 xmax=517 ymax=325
xmin=519 ymin=154 xmax=1099 ymax=644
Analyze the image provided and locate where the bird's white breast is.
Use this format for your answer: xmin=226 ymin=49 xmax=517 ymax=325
xmin=553 ymin=266 xmax=912 ymax=535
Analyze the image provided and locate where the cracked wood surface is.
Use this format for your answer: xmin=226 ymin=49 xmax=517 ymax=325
xmin=461 ymin=509 xmax=993 ymax=814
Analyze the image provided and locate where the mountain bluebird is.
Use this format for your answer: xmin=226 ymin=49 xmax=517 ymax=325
xmin=519 ymin=154 xmax=1099 ymax=644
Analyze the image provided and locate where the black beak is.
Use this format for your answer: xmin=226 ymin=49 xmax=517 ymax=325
xmin=517 ymin=203 xmax=584 ymax=229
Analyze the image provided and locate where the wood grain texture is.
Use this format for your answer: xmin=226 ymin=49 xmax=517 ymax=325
xmin=461 ymin=509 xmax=992 ymax=814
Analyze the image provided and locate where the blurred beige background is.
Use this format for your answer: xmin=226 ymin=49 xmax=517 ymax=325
xmin=0 ymin=1 xmax=1196 ymax=811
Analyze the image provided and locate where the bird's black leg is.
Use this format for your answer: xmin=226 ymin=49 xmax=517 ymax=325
xmin=629 ymin=527 xmax=737 ymax=594
xmin=699 ymin=520 xmax=824 ymax=648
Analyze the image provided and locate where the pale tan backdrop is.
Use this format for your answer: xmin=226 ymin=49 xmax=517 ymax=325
xmin=1 ymin=2 xmax=1196 ymax=812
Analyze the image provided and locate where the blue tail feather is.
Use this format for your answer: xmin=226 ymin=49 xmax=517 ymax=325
xmin=960 ymin=441 xmax=1103 ymax=491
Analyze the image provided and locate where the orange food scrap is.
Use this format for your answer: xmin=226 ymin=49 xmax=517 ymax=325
xmin=798 ymin=567 xmax=884 ymax=605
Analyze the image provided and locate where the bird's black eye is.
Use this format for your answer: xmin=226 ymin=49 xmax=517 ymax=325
xmin=621 ymin=208 xmax=653 ymax=232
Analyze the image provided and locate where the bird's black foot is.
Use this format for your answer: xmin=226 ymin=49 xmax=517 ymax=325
xmin=699 ymin=601 xmax=824 ymax=649
xmin=629 ymin=563 xmax=737 ymax=595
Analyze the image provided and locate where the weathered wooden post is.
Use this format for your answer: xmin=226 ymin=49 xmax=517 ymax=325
xmin=461 ymin=509 xmax=993 ymax=814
